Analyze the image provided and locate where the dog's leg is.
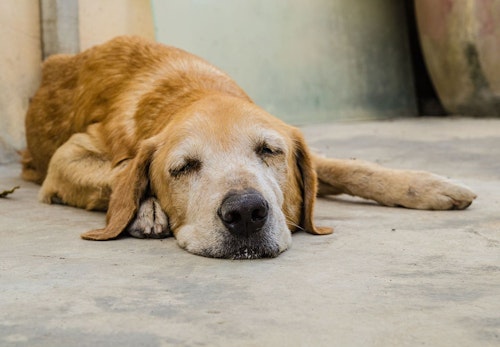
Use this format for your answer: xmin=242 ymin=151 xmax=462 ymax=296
xmin=312 ymin=155 xmax=476 ymax=210
xmin=39 ymin=131 xmax=116 ymax=211
xmin=40 ymin=129 xmax=171 ymax=238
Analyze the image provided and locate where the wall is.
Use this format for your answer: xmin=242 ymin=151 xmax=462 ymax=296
xmin=0 ymin=1 xmax=42 ymax=163
xmin=0 ymin=0 xmax=154 ymax=164
xmin=79 ymin=0 xmax=155 ymax=50
xmin=152 ymin=0 xmax=417 ymax=124
xmin=0 ymin=1 xmax=417 ymax=163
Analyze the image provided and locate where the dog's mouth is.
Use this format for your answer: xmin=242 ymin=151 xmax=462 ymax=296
xmin=205 ymin=247 xmax=280 ymax=260
xmin=233 ymin=247 xmax=258 ymax=260
xmin=199 ymin=233 xmax=282 ymax=260
xmin=231 ymin=246 xmax=278 ymax=260
xmin=175 ymin=218 xmax=288 ymax=259
xmin=224 ymin=224 xmax=283 ymax=259
xmin=200 ymin=244 xmax=281 ymax=260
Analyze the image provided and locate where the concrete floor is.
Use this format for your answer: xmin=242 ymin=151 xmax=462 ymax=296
xmin=1 ymin=118 xmax=499 ymax=346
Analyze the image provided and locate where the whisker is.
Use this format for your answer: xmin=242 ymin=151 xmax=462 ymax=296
xmin=285 ymin=218 xmax=304 ymax=231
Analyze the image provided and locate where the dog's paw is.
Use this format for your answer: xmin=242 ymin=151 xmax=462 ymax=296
xmin=126 ymin=197 xmax=171 ymax=238
xmin=425 ymin=177 xmax=477 ymax=210
xmin=389 ymin=172 xmax=477 ymax=210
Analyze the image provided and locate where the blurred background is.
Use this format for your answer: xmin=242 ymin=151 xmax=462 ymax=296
xmin=1 ymin=0 xmax=499 ymax=163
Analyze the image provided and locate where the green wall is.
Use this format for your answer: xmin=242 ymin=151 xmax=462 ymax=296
xmin=152 ymin=0 xmax=416 ymax=124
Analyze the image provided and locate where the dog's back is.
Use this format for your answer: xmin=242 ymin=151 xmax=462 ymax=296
xmin=23 ymin=36 xmax=250 ymax=183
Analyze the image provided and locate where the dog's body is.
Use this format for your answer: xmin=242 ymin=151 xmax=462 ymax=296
xmin=22 ymin=36 xmax=476 ymax=259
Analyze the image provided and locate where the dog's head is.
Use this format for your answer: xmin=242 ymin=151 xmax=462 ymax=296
xmin=82 ymin=95 xmax=331 ymax=258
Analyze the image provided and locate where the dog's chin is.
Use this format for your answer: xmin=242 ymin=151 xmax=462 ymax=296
xmin=200 ymin=246 xmax=281 ymax=260
xmin=176 ymin=224 xmax=289 ymax=260
xmin=195 ymin=234 xmax=284 ymax=260
xmin=208 ymin=242 xmax=282 ymax=260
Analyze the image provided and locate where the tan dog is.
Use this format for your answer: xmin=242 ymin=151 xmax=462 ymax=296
xmin=22 ymin=36 xmax=476 ymax=259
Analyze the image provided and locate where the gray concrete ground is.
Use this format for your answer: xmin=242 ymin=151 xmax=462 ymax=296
xmin=1 ymin=118 xmax=499 ymax=347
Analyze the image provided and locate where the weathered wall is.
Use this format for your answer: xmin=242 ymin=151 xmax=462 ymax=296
xmin=79 ymin=0 xmax=155 ymax=50
xmin=1 ymin=1 xmax=416 ymax=163
xmin=0 ymin=0 xmax=154 ymax=164
xmin=0 ymin=1 xmax=42 ymax=163
xmin=40 ymin=0 xmax=80 ymax=58
xmin=152 ymin=0 xmax=417 ymax=124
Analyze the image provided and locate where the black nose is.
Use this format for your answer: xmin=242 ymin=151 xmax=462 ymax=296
xmin=218 ymin=189 xmax=269 ymax=237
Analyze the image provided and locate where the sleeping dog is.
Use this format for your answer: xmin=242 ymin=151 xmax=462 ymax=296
xmin=22 ymin=36 xmax=476 ymax=259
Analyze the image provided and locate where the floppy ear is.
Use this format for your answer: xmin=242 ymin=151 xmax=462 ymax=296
xmin=293 ymin=129 xmax=333 ymax=235
xmin=81 ymin=140 xmax=156 ymax=240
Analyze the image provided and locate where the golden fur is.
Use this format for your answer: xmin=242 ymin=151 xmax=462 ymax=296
xmin=22 ymin=36 xmax=476 ymax=258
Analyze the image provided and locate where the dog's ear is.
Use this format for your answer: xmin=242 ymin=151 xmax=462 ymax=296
xmin=292 ymin=129 xmax=333 ymax=235
xmin=81 ymin=139 xmax=156 ymax=240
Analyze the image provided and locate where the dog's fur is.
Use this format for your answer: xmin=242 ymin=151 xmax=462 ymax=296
xmin=22 ymin=36 xmax=476 ymax=259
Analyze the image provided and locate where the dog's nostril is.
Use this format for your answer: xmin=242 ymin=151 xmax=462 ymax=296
xmin=221 ymin=210 xmax=241 ymax=224
xmin=251 ymin=202 xmax=268 ymax=221
xmin=219 ymin=190 xmax=269 ymax=236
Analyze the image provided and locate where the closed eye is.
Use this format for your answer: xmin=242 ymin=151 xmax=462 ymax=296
xmin=169 ymin=158 xmax=202 ymax=178
xmin=256 ymin=142 xmax=284 ymax=157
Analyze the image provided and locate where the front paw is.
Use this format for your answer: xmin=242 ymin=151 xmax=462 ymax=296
xmin=127 ymin=197 xmax=171 ymax=238
xmin=394 ymin=172 xmax=477 ymax=210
